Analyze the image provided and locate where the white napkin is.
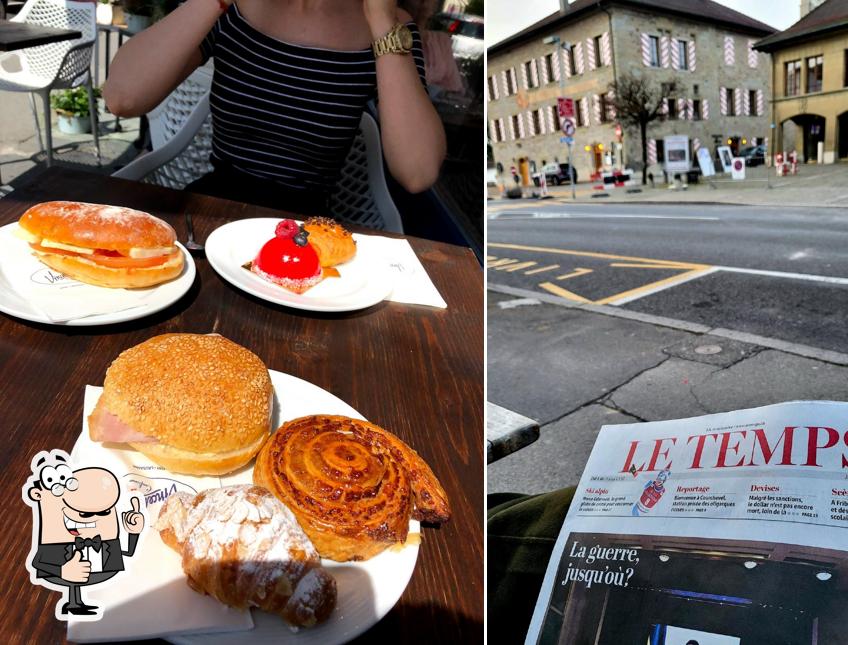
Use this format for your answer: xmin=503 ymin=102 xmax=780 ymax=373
xmin=0 ymin=225 xmax=159 ymax=323
xmin=355 ymin=236 xmax=447 ymax=309
xmin=66 ymin=385 xmax=254 ymax=642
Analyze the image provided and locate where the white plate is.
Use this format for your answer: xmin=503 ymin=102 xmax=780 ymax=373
xmin=68 ymin=370 xmax=419 ymax=644
xmin=0 ymin=222 xmax=196 ymax=326
xmin=205 ymin=218 xmax=394 ymax=313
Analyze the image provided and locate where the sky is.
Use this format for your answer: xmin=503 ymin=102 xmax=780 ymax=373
xmin=487 ymin=0 xmax=801 ymax=46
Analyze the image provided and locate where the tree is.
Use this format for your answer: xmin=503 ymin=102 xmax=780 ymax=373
xmin=607 ymin=73 xmax=677 ymax=185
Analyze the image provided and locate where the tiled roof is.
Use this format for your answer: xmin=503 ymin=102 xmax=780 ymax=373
xmin=489 ymin=0 xmax=776 ymax=55
xmin=754 ymin=0 xmax=848 ymax=51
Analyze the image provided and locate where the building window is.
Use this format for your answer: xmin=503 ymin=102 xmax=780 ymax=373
xmin=532 ymin=109 xmax=542 ymax=134
xmin=511 ymin=114 xmax=520 ymax=137
xmin=806 ymin=55 xmax=823 ymax=93
xmin=748 ymin=89 xmax=757 ymax=115
xmin=656 ymin=138 xmax=665 ymax=163
xmin=545 ymin=53 xmax=555 ymax=83
xmin=575 ymin=100 xmax=586 ymax=127
xmin=666 ymin=98 xmax=678 ymax=120
xmin=488 ymin=76 xmax=496 ymax=99
xmin=525 ymin=61 xmax=537 ymax=88
xmin=593 ymin=35 xmax=603 ymax=66
xmin=726 ymin=87 xmax=736 ymax=116
xmin=677 ymin=39 xmax=688 ymax=70
xmin=785 ymin=60 xmax=801 ymax=96
xmin=693 ymin=99 xmax=702 ymax=120
xmin=599 ymin=95 xmax=613 ymax=123
xmin=506 ymin=69 xmax=516 ymax=95
xmin=649 ymin=35 xmax=660 ymax=67
xmin=496 ymin=120 xmax=504 ymax=142
xmin=568 ymin=44 xmax=577 ymax=75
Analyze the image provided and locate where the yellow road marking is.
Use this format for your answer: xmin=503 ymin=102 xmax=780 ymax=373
xmin=488 ymin=242 xmax=708 ymax=270
xmin=609 ymin=262 xmax=686 ymax=269
xmin=593 ymin=267 xmax=716 ymax=305
xmin=539 ymin=282 xmax=592 ymax=303
xmin=503 ymin=261 xmax=538 ymax=272
xmin=524 ymin=264 xmax=560 ymax=275
xmin=487 ymin=258 xmax=520 ymax=268
xmin=557 ymin=268 xmax=593 ymax=281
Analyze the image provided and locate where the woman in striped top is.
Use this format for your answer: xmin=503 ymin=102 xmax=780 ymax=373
xmin=103 ymin=0 xmax=446 ymax=216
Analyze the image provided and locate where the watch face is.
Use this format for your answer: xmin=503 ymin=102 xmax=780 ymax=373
xmin=398 ymin=26 xmax=413 ymax=50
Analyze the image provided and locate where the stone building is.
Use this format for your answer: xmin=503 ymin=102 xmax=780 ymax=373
xmin=755 ymin=0 xmax=848 ymax=164
xmin=487 ymin=0 xmax=775 ymax=184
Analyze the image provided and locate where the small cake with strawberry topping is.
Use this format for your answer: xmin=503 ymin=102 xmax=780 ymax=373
xmin=250 ymin=220 xmax=323 ymax=294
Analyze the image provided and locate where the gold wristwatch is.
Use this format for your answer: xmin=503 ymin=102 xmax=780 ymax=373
xmin=372 ymin=23 xmax=413 ymax=57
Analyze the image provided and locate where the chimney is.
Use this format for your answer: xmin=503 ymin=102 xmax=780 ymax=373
xmin=800 ymin=0 xmax=826 ymax=16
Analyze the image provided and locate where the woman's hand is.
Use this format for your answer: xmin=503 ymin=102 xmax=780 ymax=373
xmin=363 ymin=0 xmax=398 ymax=39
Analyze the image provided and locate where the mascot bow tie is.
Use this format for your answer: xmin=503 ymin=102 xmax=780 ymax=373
xmin=74 ymin=535 xmax=102 ymax=552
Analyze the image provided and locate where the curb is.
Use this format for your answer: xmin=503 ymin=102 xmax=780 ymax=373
xmin=488 ymin=282 xmax=848 ymax=367
xmin=487 ymin=198 xmax=848 ymax=210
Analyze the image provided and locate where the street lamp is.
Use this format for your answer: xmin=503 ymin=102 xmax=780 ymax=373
xmin=542 ymin=34 xmax=576 ymax=199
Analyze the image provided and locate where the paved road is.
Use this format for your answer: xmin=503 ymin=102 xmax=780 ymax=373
xmin=487 ymin=202 xmax=848 ymax=353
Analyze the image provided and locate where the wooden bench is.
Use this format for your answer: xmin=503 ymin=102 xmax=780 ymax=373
xmin=486 ymin=402 xmax=540 ymax=463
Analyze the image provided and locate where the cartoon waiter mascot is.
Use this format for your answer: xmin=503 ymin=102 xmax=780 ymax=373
xmin=23 ymin=450 xmax=144 ymax=620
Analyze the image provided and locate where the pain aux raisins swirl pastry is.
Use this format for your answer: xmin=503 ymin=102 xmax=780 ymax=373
xmin=253 ymin=415 xmax=451 ymax=562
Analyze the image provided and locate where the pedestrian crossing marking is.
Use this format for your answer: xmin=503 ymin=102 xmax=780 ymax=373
xmin=556 ymin=268 xmax=592 ymax=281
xmin=503 ymin=261 xmax=538 ymax=272
xmin=524 ymin=264 xmax=560 ymax=275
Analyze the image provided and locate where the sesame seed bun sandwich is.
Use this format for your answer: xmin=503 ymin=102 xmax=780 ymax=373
xmin=88 ymin=334 xmax=274 ymax=476
xmin=17 ymin=200 xmax=184 ymax=288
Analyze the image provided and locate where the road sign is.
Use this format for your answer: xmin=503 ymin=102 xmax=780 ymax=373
xmin=557 ymin=97 xmax=575 ymax=119
xmin=614 ymin=123 xmax=622 ymax=140
xmin=561 ymin=117 xmax=576 ymax=136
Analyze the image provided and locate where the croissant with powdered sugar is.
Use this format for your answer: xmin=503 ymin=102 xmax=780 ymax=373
xmin=155 ymin=485 xmax=336 ymax=629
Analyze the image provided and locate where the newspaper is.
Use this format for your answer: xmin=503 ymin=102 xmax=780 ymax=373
xmin=525 ymin=401 xmax=848 ymax=645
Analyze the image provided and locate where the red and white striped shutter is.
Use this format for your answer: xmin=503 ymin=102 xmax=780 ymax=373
xmin=517 ymin=113 xmax=526 ymax=138
xmin=756 ymin=89 xmax=764 ymax=116
xmin=581 ymin=97 xmax=589 ymax=126
xmin=601 ymin=32 xmax=611 ymax=66
xmin=693 ymin=137 xmax=701 ymax=150
xmin=510 ymin=68 xmax=518 ymax=94
xmin=607 ymin=91 xmax=617 ymax=119
xmin=742 ymin=90 xmax=750 ymax=116
xmin=687 ymin=99 xmax=694 ymax=120
xmin=499 ymin=118 xmax=506 ymax=142
xmin=538 ymin=57 xmax=548 ymax=85
xmin=489 ymin=120 xmax=497 ymax=142
xmin=491 ymin=75 xmax=500 ymax=100
xmin=586 ymin=37 xmax=596 ymax=70
xmin=747 ymin=39 xmax=757 ymax=68
xmin=670 ymin=39 xmax=680 ymax=70
xmin=719 ymin=87 xmax=727 ymax=115
xmin=641 ymin=33 xmax=651 ymax=66
xmin=501 ymin=70 xmax=509 ymax=95
xmin=575 ymin=42 xmax=585 ymax=73
xmin=546 ymin=106 xmax=555 ymax=133
xmin=677 ymin=98 xmax=685 ymax=118
xmin=520 ymin=63 xmax=528 ymax=90
xmin=660 ymin=35 xmax=670 ymax=68
xmin=724 ymin=36 xmax=735 ymax=65
xmin=508 ymin=116 xmax=515 ymax=140
xmin=661 ymin=98 xmax=669 ymax=116
xmin=530 ymin=59 xmax=539 ymax=87
xmin=563 ymin=50 xmax=572 ymax=78
xmin=525 ymin=111 xmax=534 ymax=136
xmin=592 ymin=95 xmax=601 ymax=124
xmin=702 ymin=98 xmax=709 ymax=119
xmin=647 ymin=139 xmax=657 ymax=164
xmin=553 ymin=52 xmax=562 ymax=81
xmin=735 ymin=87 xmax=743 ymax=115
xmin=688 ymin=40 xmax=696 ymax=72
xmin=538 ymin=110 xmax=546 ymax=135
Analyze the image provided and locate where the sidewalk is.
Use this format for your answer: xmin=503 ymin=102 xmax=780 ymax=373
xmin=487 ymin=163 xmax=848 ymax=209
xmin=487 ymin=286 xmax=848 ymax=495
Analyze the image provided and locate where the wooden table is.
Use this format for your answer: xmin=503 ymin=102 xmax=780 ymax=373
xmin=486 ymin=402 xmax=540 ymax=463
xmin=0 ymin=20 xmax=81 ymax=51
xmin=0 ymin=167 xmax=483 ymax=644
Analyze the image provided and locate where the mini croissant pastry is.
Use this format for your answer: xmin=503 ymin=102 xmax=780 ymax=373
xmin=302 ymin=217 xmax=357 ymax=267
xmin=156 ymin=485 xmax=336 ymax=628
xmin=254 ymin=415 xmax=451 ymax=562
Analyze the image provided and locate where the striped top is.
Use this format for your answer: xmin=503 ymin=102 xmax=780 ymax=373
xmin=200 ymin=5 xmax=427 ymax=196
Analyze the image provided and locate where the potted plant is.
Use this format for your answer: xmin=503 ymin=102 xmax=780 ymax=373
xmin=96 ymin=0 xmax=113 ymax=26
xmin=121 ymin=0 xmax=169 ymax=32
xmin=50 ymin=87 xmax=101 ymax=135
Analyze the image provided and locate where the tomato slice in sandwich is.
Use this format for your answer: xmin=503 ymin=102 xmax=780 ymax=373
xmin=30 ymin=243 xmax=179 ymax=268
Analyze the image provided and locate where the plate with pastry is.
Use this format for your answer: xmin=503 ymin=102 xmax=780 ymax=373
xmin=73 ymin=333 xmax=450 ymax=644
xmin=204 ymin=217 xmax=394 ymax=313
xmin=0 ymin=201 xmax=195 ymax=325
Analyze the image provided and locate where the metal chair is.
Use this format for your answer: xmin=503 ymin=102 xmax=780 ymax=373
xmin=113 ymin=66 xmax=403 ymax=233
xmin=0 ymin=0 xmax=100 ymax=167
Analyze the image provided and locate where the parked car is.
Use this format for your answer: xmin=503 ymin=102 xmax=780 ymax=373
xmin=532 ymin=163 xmax=579 ymax=186
xmin=739 ymin=144 xmax=766 ymax=167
